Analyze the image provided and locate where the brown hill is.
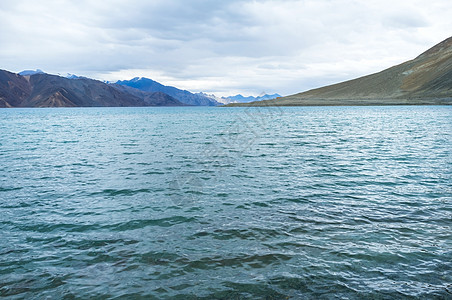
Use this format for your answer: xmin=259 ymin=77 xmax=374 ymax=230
xmin=227 ymin=36 xmax=452 ymax=106
xmin=0 ymin=70 xmax=186 ymax=107
xmin=0 ymin=70 xmax=31 ymax=107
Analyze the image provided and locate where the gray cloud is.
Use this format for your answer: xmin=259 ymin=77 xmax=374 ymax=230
xmin=1 ymin=0 xmax=451 ymax=96
xmin=383 ymin=10 xmax=429 ymax=29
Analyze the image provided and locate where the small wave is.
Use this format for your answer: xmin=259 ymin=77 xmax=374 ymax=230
xmin=182 ymin=253 xmax=292 ymax=271
xmin=89 ymin=188 xmax=152 ymax=197
xmin=14 ymin=222 xmax=101 ymax=233
xmin=0 ymin=187 xmax=22 ymax=192
xmin=110 ymin=216 xmax=197 ymax=231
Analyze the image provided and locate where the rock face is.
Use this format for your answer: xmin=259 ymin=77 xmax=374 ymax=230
xmin=228 ymin=37 xmax=452 ymax=106
xmin=0 ymin=70 xmax=31 ymax=107
xmin=116 ymin=77 xmax=220 ymax=106
xmin=0 ymin=71 xmax=185 ymax=107
xmin=112 ymin=84 xmax=188 ymax=106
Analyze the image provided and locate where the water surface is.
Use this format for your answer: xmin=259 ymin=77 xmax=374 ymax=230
xmin=0 ymin=106 xmax=451 ymax=298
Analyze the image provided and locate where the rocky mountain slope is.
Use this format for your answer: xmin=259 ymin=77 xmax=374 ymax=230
xmin=227 ymin=37 xmax=452 ymax=106
xmin=0 ymin=70 xmax=185 ymax=107
xmin=116 ymin=77 xmax=220 ymax=106
xmin=112 ymin=84 xmax=187 ymax=106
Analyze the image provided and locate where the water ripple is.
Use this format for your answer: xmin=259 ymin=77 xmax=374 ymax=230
xmin=0 ymin=106 xmax=451 ymax=298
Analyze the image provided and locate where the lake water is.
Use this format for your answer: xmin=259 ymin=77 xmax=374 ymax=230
xmin=0 ymin=106 xmax=451 ymax=299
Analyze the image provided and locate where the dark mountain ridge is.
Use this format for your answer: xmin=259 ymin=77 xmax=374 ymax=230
xmin=112 ymin=84 xmax=188 ymax=106
xmin=0 ymin=70 xmax=185 ymax=107
xmin=116 ymin=77 xmax=220 ymax=106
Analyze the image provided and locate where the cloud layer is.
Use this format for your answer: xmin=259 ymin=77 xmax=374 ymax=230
xmin=1 ymin=0 xmax=451 ymax=96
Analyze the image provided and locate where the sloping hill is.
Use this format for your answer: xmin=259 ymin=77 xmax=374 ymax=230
xmin=228 ymin=37 xmax=452 ymax=106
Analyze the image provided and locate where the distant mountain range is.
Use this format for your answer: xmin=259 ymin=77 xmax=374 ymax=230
xmin=18 ymin=69 xmax=45 ymax=76
xmin=223 ymin=93 xmax=281 ymax=103
xmin=116 ymin=77 xmax=220 ymax=106
xmin=0 ymin=70 xmax=185 ymax=107
xmin=227 ymin=36 xmax=452 ymax=106
xmin=194 ymin=92 xmax=281 ymax=104
xmin=3 ymin=37 xmax=451 ymax=108
xmin=0 ymin=69 xmax=281 ymax=108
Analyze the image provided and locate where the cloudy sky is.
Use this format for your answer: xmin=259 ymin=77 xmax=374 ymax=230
xmin=1 ymin=0 xmax=451 ymax=96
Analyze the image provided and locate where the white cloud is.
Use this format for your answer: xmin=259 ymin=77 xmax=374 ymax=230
xmin=0 ymin=0 xmax=451 ymax=96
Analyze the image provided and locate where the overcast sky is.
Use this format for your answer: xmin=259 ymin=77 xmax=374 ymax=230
xmin=1 ymin=0 xmax=451 ymax=96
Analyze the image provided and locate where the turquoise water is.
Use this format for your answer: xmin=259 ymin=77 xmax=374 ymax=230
xmin=0 ymin=106 xmax=451 ymax=299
